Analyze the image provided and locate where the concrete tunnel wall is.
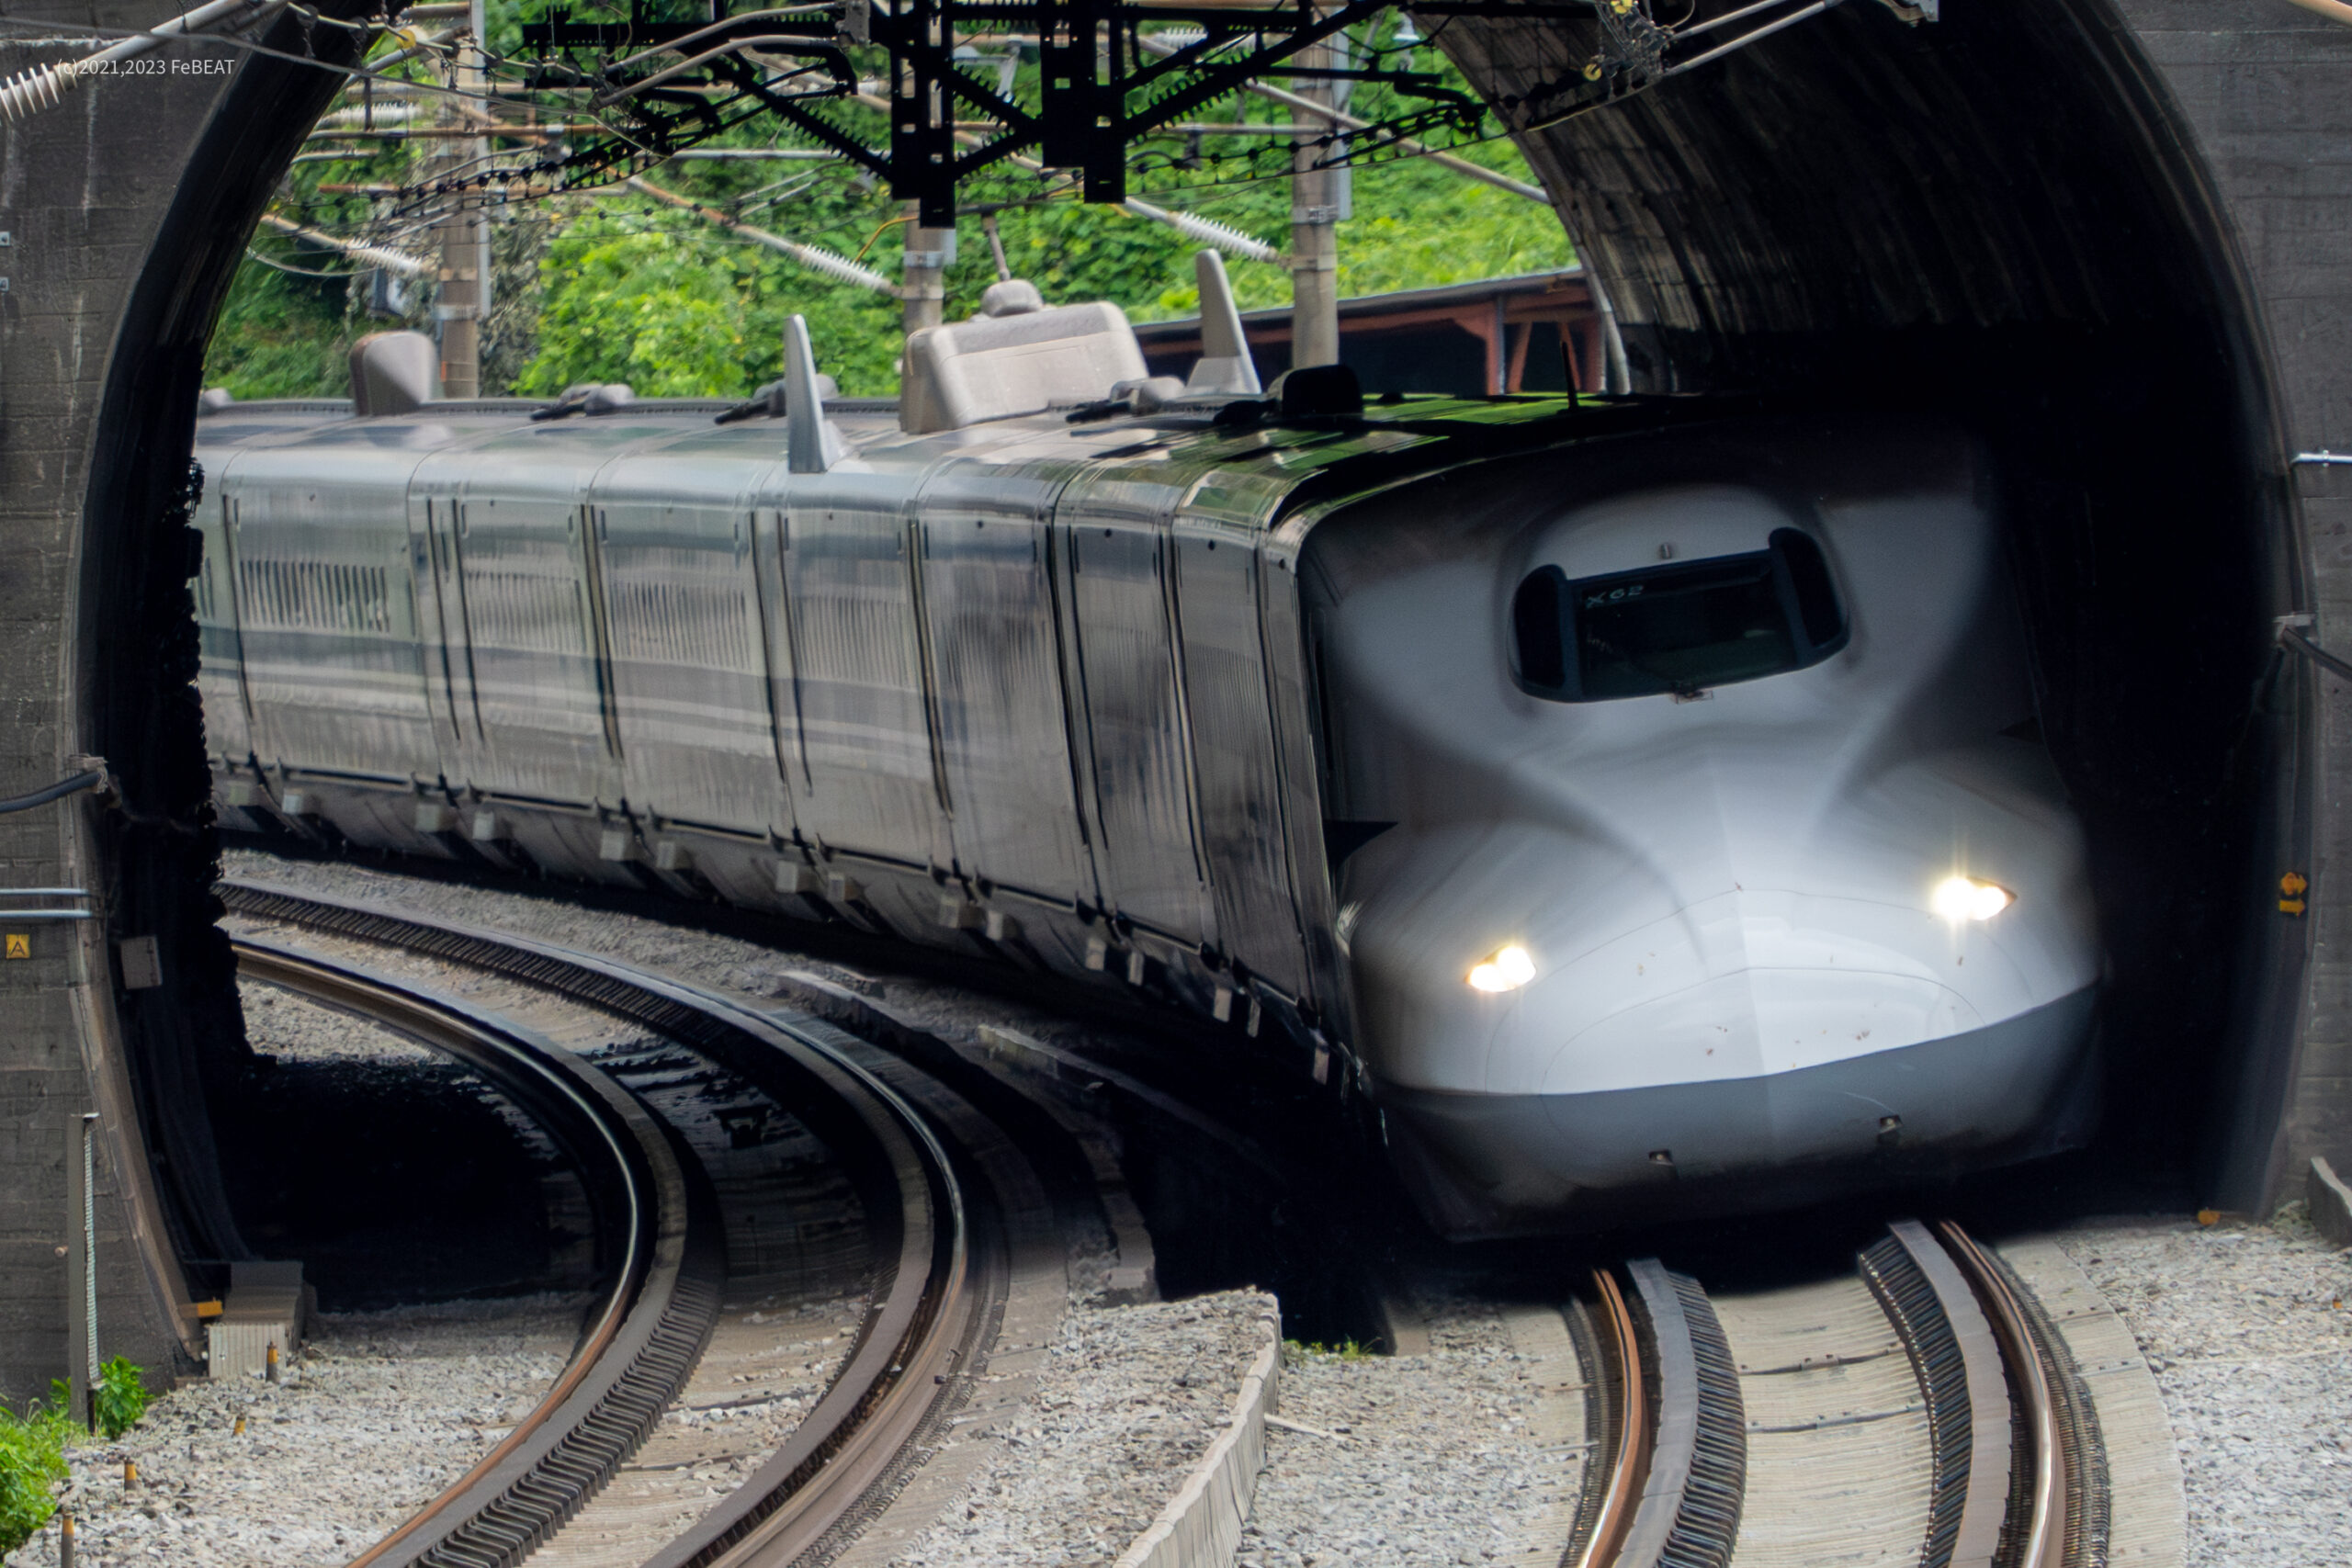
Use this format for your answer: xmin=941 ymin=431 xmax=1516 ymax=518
xmin=0 ymin=0 xmax=2344 ymax=1402
xmin=0 ymin=0 xmax=363 ymax=1404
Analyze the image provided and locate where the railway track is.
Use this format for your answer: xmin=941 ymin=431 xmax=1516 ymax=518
xmin=220 ymin=878 xmax=1075 ymax=1568
xmin=1547 ymin=1216 xmax=2130 ymax=1568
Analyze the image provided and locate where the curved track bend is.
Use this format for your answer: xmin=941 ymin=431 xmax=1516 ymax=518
xmin=220 ymin=879 xmax=1041 ymax=1568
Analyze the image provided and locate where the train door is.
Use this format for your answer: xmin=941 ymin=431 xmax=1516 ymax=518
xmin=1060 ymin=514 xmax=1213 ymax=944
xmin=593 ymin=482 xmax=795 ymax=840
xmin=405 ymin=483 xmax=474 ymax=783
xmin=189 ymin=470 xmax=255 ymax=766
xmin=772 ymin=485 xmax=950 ymax=872
xmin=914 ymin=467 xmax=1093 ymax=909
xmin=749 ymin=504 xmax=803 ymax=804
xmin=1256 ymin=537 xmax=1350 ymax=1025
xmin=1170 ymin=526 xmax=1314 ymax=1000
xmin=431 ymin=470 xmax=623 ymax=807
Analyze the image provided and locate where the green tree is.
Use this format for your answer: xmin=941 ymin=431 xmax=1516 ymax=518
xmin=202 ymin=255 xmax=356 ymax=400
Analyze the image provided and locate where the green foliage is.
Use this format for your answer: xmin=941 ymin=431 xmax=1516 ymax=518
xmin=38 ymin=1360 xmax=148 ymax=1444
xmin=1285 ymin=1337 xmax=1374 ymax=1362
xmin=515 ymin=138 xmax=1567 ymax=400
xmin=514 ymin=198 xmax=906 ymax=399
xmin=201 ymin=255 xmax=357 ymax=400
xmin=0 ymin=1394 xmax=74 ymax=1554
xmin=209 ymin=13 xmax=1573 ymax=401
xmin=95 ymin=1359 xmax=150 ymax=1441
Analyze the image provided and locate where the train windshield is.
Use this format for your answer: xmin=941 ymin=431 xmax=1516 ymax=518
xmin=1513 ymin=529 xmax=1847 ymax=702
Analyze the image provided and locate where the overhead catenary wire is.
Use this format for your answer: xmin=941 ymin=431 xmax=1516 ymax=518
xmin=662 ymin=147 xmax=840 ymax=160
xmin=259 ymin=210 xmax=430 ymax=276
xmin=622 ymin=175 xmax=897 ymax=294
xmin=1664 ymin=0 xmax=1841 ymax=77
xmin=1135 ymin=32 xmax=1549 ymax=203
xmin=1119 ymin=196 xmax=1282 ymax=264
xmin=315 ymin=99 xmax=421 ymax=129
xmin=853 ymin=89 xmax=1285 ymax=265
xmin=201 ymin=8 xmax=1522 ymax=279
xmin=0 ymin=12 xmax=486 ymax=117
xmin=244 ymin=247 xmax=369 ymax=277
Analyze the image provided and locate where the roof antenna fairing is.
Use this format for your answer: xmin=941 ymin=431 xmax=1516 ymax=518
xmin=1185 ymin=251 xmax=1261 ymax=397
xmin=349 ymin=330 xmax=439 ymax=416
xmin=784 ymin=314 xmax=838 ymax=474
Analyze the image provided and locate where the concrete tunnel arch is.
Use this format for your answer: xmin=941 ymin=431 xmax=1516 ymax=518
xmin=0 ymin=0 xmax=2343 ymax=1399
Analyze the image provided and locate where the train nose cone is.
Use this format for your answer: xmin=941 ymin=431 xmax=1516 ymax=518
xmin=1515 ymin=887 xmax=2095 ymax=1165
xmin=1355 ymin=832 xmax=2101 ymax=1237
xmin=1521 ymin=886 xmax=2016 ymax=1093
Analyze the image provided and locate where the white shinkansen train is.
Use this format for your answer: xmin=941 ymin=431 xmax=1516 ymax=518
xmin=190 ymin=268 xmax=2100 ymax=1236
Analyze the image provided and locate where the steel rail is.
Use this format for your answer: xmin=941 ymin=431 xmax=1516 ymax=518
xmin=1572 ymin=1266 xmax=1651 ymax=1568
xmin=230 ymin=939 xmax=711 ymax=1568
xmin=218 ymin=879 xmax=987 ymax=1568
xmin=1939 ymin=1221 xmax=2065 ymax=1568
xmin=1555 ymin=1221 xmax=2084 ymax=1568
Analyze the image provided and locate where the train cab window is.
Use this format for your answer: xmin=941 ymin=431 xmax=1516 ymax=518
xmin=1512 ymin=528 xmax=1848 ymax=702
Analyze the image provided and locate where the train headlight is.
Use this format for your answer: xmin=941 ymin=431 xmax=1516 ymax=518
xmin=1467 ymin=944 xmax=1536 ymax=992
xmin=1932 ymin=875 xmax=2013 ymax=922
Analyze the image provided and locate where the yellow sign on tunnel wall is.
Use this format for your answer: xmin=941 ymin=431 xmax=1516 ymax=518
xmin=5 ymin=933 xmax=28 ymax=959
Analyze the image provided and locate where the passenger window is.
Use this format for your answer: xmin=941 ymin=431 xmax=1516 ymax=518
xmin=1512 ymin=527 xmax=1847 ymax=702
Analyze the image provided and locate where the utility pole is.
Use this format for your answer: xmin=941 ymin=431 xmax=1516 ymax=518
xmin=901 ymin=202 xmax=954 ymax=335
xmin=1287 ymin=28 xmax=1347 ymax=370
xmin=432 ymin=0 xmax=490 ymax=396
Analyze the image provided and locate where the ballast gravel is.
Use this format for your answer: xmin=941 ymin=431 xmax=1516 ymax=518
xmin=888 ymin=1290 xmax=1277 ymax=1567
xmin=1238 ymin=1296 xmax=1563 ymax=1568
xmin=240 ymin=980 xmax=442 ymax=1066
xmin=2057 ymin=1207 xmax=2352 ymax=1567
xmin=208 ymin=852 xmax=1292 ymax=1563
xmin=2 ymin=1295 xmax=581 ymax=1568
xmin=220 ymin=848 xmax=1166 ymax=1072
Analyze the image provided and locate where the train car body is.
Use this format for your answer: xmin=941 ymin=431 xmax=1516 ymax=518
xmin=192 ymin=367 xmax=2100 ymax=1237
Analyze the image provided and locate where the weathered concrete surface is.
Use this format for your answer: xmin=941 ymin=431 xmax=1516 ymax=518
xmin=0 ymin=4 xmax=233 ymax=1404
xmin=2114 ymin=5 xmax=2352 ymax=1204
xmin=0 ymin=1 xmax=356 ymax=1403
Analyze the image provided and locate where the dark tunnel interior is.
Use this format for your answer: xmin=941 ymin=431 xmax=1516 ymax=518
xmin=86 ymin=0 xmax=2305 ymax=1284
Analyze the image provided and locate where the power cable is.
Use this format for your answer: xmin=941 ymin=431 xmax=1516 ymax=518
xmin=0 ymin=771 xmax=106 ymax=816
